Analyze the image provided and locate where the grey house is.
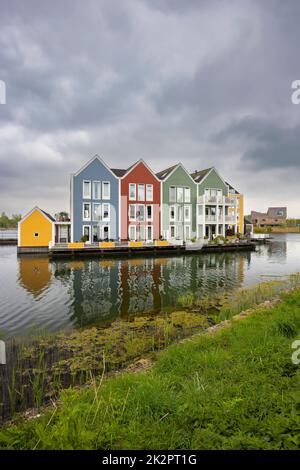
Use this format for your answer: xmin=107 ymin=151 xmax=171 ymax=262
xmin=71 ymin=155 xmax=120 ymax=243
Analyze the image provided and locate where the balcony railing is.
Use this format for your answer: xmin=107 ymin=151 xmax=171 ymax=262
xmin=197 ymin=195 xmax=237 ymax=206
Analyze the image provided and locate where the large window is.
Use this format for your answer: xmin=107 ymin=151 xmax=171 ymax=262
xmin=102 ymin=181 xmax=110 ymax=200
xmin=146 ymin=184 xmax=153 ymax=201
xmin=170 ymin=225 xmax=176 ymax=238
xmin=92 ymin=181 xmax=101 ymax=200
xmin=137 ymin=204 xmax=145 ymax=221
xmin=184 ymin=205 xmax=191 ymax=222
xmin=177 ymin=187 xmax=184 ymax=203
xmin=170 ymin=205 xmax=176 ymax=221
xmin=129 ymin=183 xmax=136 ymax=200
xmin=129 ymin=204 xmax=136 ymax=221
xmin=169 ymin=186 xmax=176 ymax=202
xmin=177 ymin=205 xmax=183 ymax=222
xmin=83 ymin=225 xmax=90 ymax=242
xmin=138 ymin=184 xmax=145 ymax=201
xmin=146 ymin=205 xmax=152 ymax=221
xmin=83 ymin=180 xmax=91 ymax=199
xmin=83 ymin=203 xmax=91 ymax=221
xmin=137 ymin=225 xmax=145 ymax=241
xmin=147 ymin=226 xmax=153 ymax=241
xmin=102 ymin=203 xmax=110 ymax=221
xmin=129 ymin=225 xmax=136 ymax=240
xmin=184 ymin=187 xmax=191 ymax=203
xmin=93 ymin=203 xmax=101 ymax=221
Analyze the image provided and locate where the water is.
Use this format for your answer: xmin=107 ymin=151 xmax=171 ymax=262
xmin=0 ymin=233 xmax=300 ymax=340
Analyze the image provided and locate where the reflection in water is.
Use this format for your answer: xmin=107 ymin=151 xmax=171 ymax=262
xmin=0 ymin=234 xmax=293 ymax=339
xmin=18 ymin=256 xmax=52 ymax=298
xmin=50 ymin=252 xmax=249 ymax=329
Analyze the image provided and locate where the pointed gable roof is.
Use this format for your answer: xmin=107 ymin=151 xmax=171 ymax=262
xmin=156 ymin=164 xmax=178 ymax=181
xmin=118 ymin=158 xmax=160 ymax=181
xmin=73 ymin=154 xmax=119 ymax=179
xmin=190 ymin=167 xmax=212 ymax=183
xmin=20 ymin=206 xmax=55 ymax=224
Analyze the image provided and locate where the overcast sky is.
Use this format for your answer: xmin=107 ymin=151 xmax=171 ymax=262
xmin=1 ymin=0 xmax=300 ymax=217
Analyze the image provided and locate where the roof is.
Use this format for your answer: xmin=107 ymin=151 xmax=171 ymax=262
xmin=156 ymin=164 xmax=178 ymax=180
xmin=190 ymin=167 xmax=212 ymax=183
xmin=110 ymin=168 xmax=127 ymax=177
xmin=226 ymin=181 xmax=240 ymax=194
xmin=40 ymin=209 xmax=55 ymax=222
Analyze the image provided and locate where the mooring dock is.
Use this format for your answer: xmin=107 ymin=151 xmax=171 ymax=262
xmin=43 ymin=241 xmax=256 ymax=258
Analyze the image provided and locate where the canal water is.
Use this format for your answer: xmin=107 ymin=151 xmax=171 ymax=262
xmin=0 ymin=233 xmax=300 ymax=340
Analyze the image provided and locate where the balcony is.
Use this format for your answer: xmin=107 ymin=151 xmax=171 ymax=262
xmin=225 ymin=215 xmax=235 ymax=223
xmin=198 ymin=195 xmax=237 ymax=205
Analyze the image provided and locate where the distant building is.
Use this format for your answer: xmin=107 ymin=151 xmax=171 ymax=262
xmin=250 ymin=207 xmax=287 ymax=227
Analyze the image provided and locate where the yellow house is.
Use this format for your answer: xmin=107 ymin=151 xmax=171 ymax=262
xmin=227 ymin=183 xmax=244 ymax=235
xmin=18 ymin=207 xmax=55 ymax=251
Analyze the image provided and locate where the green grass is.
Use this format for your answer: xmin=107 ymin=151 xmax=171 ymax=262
xmin=1 ymin=289 xmax=300 ymax=449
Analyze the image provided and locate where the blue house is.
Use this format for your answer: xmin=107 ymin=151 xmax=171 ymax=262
xmin=71 ymin=155 xmax=120 ymax=243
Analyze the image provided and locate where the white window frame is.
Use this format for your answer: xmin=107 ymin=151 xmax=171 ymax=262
xmin=169 ymin=205 xmax=176 ymax=222
xmin=184 ymin=225 xmax=191 ymax=240
xmin=146 ymin=225 xmax=153 ymax=241
xmin=101 ymin=225 xmax=110 ymax=240
xmin=137 ymin=224 xmax=145 ymax=241
xmin=129 ymin=183 xmax=136 ymax=201
xmin=83 ymin=202 xmax=91 ymax=221
xmin=83 ymin=225 xmax=91 ymax=243
xmin=92 ymin=225 xmax=100 ymax=242
xmin=129 ymin=224 xmax=136 ymax=241
xmin=129 ymin=204 xmax=136 ymax=221
xmin=92 ymin=181 xmax=101 ymax=200
xmin=146 ymin=204 xmax=153 ymax=222
xmin=170 ymin=225 xmax=176 ymax=239
xmin=102 ymin=181 xmax=110 ymax=200
xmin=184 ymin=187 xmax=191 ymax=203
xmin=137 ymin=204 xmax=145 ymax=222
xmin=137 ymin=183 xmax=145 ymax=201
xmin=93 ymin=203 xmax=101 ymax=222
xmin=177 ymin=205 xmax=183 ymax=222
xmin=146 ymin=184 xmax=153 ymax=202
xmin=184 ymin=204 xmax=191 ymax=222
xmin=102 ymin=203 xmax=110 ymax=222
xmin=177 ymin=187 xmax=184 ymax=203
xmin=169 ymin=186 xmax=176 ymax=203
xmin=83 ymin=180 xmax=91 ymax=199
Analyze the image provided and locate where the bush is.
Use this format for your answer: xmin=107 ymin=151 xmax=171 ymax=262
xmin=80 ymin=235 xmax=89 ymax=243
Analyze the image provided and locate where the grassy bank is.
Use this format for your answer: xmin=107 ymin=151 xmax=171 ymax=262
xmin=1 ymin=287 xmax=300 ymax=449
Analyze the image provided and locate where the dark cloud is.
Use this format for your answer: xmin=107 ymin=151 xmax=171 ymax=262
xmin=0 ymin=0 xmax=300 ymax=216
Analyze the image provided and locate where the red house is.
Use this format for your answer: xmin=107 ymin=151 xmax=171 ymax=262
xmin=115 ymin=159 xmax=161 ymax=242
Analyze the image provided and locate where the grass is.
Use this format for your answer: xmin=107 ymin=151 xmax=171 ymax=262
xmin=1 ymin=287 xmax=300 ymax=449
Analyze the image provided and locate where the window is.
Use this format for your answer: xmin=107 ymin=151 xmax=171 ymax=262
xmin=92 ymin=225 xmax=100 ymax=242
xmin=102 ymin=181 xmax=110 ymax=200
xmin=147 ymin=226 xmax=153 ymax=241
xmin=137 ymin=225 xmax=145 ymax=241
xmin=146 ymin=184 xmax=153 ymax=201
xmin=102 ymin=203 xmax=110 ymax=221
xmin=169 ymin=186 xmax=176 ymax=202
xmin=83 ymin=180 xmax=91 ymax=199
xmin=177 ymin=187 xmax=183 ymax=203
xmin=129 ymin=204 xmax=136 ymax=221
xmin=83 ymin=225 xmax=90 ymax=243
xmin=146 ymin=205 xmax=152 ymax=221
xmin=129 ymin=183 xmax=136 ymax=200
xmin=170 ymin=226 xmax=176 ymax=238
xmin=92 ymin=181 xmax=101 ymax=200
xmin=184 ymin=225 xmax=191 ymax=240
xmin=34 ymin=232 xmax=39 ymax=237
xmin=93 ymin=203 xmax=101 ymax=221
xmin=129 ymin=225 xmax=136 ymax=241
xmin=184 ymin=187 xmax=191 ymax=203
xmin=177 ymin=205 xmax=183 ymax=222
xmin=184 ymin=205 xmax=191 ymax=222
xmin=83 ymin=203 xmax=91 ymax=221
xmin=102 ymin=226 xmax=110 ymax=241
xmin=138 ymin=184 xmax=145 ymax=201
xmin=137 ymin=204 xmax=145 ymax=221
xmin=170 ymin=205 xmax=176 ymax=221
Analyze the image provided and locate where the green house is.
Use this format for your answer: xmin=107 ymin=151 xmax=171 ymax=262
xmin=156 ymin=163 xmax=197 ymax=241
xmin=191 ymin=167 xmax=238 ymax=239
